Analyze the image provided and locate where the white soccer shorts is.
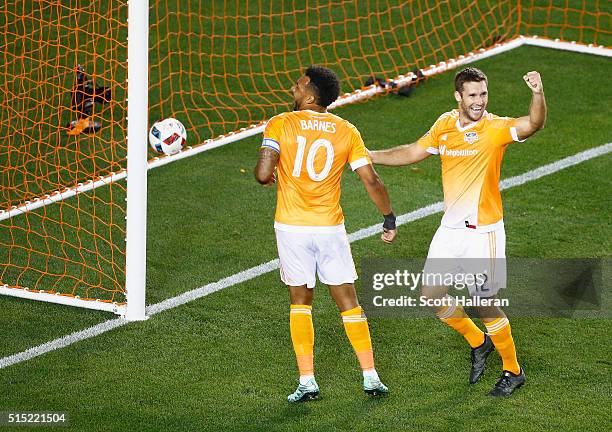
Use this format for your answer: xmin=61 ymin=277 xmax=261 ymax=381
xmin=275 ymin=227 xmax=358 ymax=288
xmin=423 ymin=224 xmax=507 ymax=297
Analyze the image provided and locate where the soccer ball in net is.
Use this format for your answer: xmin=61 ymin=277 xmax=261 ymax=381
xmin=148 ymin=118 xmax=187 ymax=155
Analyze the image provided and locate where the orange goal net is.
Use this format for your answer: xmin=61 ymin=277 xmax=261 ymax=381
xmin=0 ymin=1 xmax=128 ymax=309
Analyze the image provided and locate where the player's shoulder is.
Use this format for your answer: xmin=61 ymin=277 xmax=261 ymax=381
xmin=483 ymin=111 xmax=514 ymax=128
xmin=432 ymin=109 xmax=459 ymax=128
xmin=268 ymin=111 xmax=291 ymax=123
xmin=437 ymin=109 xmax=459 ymax=120
xmin=263 ymin=113 xmax=292 ymax=142
xmin=484 ymin=111 xmax=511 ymax=121
xmin=325 ymin=112 xmax=361 ymax=135
xmin=265 ymin=112 xmax=292 ymax=132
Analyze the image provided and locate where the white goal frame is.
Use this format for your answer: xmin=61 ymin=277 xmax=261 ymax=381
xmin=0 ymin=0 xmax=149 ymax=321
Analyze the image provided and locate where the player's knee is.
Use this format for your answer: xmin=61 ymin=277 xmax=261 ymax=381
xmin=289 ymin=285 xmax=313 ymax=305
xmin=328 ymin=283 xmax=358 ymax=310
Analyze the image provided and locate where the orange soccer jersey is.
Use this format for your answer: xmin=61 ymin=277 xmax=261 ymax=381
xmin=417 ymin=110 xmax=524 ymax=231
xmin=261 ymin=110 xmax=371 ymax=228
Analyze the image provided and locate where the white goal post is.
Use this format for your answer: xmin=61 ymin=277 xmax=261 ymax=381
xmin=123 ymin=0 xmax=149 ymax=321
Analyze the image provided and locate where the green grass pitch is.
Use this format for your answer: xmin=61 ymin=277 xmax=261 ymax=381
xmin=0 ymin=39 xmax=611 ymax=432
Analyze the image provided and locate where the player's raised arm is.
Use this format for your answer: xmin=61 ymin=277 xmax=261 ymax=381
xmin=354 ymin=164 xmax=397 ymax=243
xmin=513 ymin=71 xmax=547 ymax=140
xmin=369 ymin=142 xmax=432 ymax=166
xmin=254 ymin=147 xmax=279 ymax=186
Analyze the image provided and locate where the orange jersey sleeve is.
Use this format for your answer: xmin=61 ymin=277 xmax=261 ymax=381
xmin=416 ymin=112 xmax=452 ymax=154
xmin=488 ymin=116 xmax=525 ymax=146
xmin=416 ymin=128 xmax=439 ymax=154
xmin=261 ymin=114 xmax=286 ymax=153
xmin=347 ymin=123 xmax=371 ymax=170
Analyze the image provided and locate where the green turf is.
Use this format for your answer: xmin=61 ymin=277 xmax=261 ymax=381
xmin=1 ymin=44 xmax=611 ymax=431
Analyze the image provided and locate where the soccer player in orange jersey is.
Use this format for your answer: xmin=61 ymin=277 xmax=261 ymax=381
xmin=254 ymin=66 xmax=397 ymax=402
xmin=370 ymin=67 xmax=547 ymax=396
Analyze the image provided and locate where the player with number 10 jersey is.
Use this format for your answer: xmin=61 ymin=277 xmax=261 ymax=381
xmin=263 ymin=109 xmax=370 ymax=228
xmin=254 ymin=66 xmax=397 ymax=402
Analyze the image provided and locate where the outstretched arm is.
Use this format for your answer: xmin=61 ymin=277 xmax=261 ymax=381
xmin=369 ymin=142 xmax=432 ymax=166
xmin=514 ymin=71 xmax=547 ymax=140
xmin=254 ymin=147 xmax=279 ymax=185
xmin=354 ymin=164 xmax=397 ymax=243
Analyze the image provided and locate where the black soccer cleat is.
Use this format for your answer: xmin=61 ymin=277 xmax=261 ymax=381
xmin=487 ymin=369 xmax=526 ymax=397
xmin=470 ymin=334 xmax=494 ymax=384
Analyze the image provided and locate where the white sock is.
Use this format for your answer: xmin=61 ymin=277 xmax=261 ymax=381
xmin=299 ymin=374 xmax=314 ymax=385
xmin=362 ymin=369 xmax=379 ymax=380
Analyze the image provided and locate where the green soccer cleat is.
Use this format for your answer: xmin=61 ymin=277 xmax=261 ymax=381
xmin=363 ymin=376 xmax=389 ymax=396
xmin=287 ymin=378 xmax=320 ymax=403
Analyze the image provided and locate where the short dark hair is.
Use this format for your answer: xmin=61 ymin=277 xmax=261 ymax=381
xmin=305 ymin=65 xmax=340 ymax=107
xmin=454 ymin=67 xmax=488 ymax=93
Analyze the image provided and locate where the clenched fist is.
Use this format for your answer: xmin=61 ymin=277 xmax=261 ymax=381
xmin=523 ymin=71 xmax=543 ymax=94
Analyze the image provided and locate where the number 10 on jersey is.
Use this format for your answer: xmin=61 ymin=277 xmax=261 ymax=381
xmin=292 ymin=136 xmax=335 ymax=181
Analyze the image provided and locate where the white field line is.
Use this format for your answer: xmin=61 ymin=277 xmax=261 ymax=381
xmin=1 ymin=142 xmax=610 ymax=370
xmin=148 ymin=36 xmax=611 ymax=169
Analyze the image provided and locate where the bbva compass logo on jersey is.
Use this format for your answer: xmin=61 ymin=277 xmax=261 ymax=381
xmin=464 ymin=131 xmax=479 ymax=144
xmin=439 ymin=145 xmax=478 ymax=157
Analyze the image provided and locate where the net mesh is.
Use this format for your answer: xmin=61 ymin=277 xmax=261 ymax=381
xmin=149 ymin=0 xmax=521 ymax=144
xmin=148 ymin=0 xmax=611 ymax=146
xmin=0 ymin=0 xmax=127 ymax=302
xmin=0 ymin=0 xmax=610 ymax=305
xmin=520 ymin=0 xmax=611 ymax=46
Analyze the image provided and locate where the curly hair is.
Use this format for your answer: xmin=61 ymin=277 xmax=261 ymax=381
xmin=305 ymin=65 xmax=341 ymax=107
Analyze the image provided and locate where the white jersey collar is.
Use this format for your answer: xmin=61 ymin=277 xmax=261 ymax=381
xmin=455 ymin=110 xmax=488 ymax=132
